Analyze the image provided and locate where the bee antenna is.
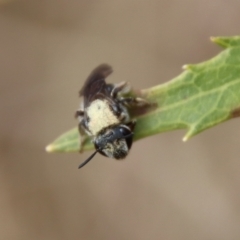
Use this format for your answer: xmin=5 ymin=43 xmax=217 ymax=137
xmin=78 ymin=149 xmax=99 ymax=169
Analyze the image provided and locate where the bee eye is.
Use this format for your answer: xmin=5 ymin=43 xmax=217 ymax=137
xmin=119 ymin=127 xmax=133 ymax=150
xmin=119 ymin=127 xmax=130 ymax=136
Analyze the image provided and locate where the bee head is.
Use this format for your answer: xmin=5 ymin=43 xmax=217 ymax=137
xmin=78 ymin=125 xmax=133 ymax=168
xmin=95 ymin=125 xmax=133 ymax=159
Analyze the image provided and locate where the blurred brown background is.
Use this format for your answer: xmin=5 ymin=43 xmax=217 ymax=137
xmin=1 ymin=0 xmax=240 ymax=239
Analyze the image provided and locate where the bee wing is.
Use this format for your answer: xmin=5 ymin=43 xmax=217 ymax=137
xmin=79 ymin=64 xmax=113 ymax=107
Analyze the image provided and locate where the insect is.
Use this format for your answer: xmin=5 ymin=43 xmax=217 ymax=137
xmin=75 ymin=64 xmax=147 ymax=168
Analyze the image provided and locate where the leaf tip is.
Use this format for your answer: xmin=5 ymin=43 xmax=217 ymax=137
xmin=182 ymin=64 xmax=188 ymax=70
xmin=45 ymin=144 xmax=54 ymax=153
xmin=210 ymin=36 xmax=217 ymax=43
xmin=182 ymin=64 xmax=195 ymax=71
xmin=182 ymin=136 xmax=188 ymax=142
xmin=182 ymin=64 xmax=193 ymax=70
xmin=183 ymin=127 xmax=195 ymax=142
xmin=210 ymin=36 xmax=230 ymax=48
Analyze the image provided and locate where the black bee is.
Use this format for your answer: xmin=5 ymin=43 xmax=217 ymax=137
xmin=75 ymin=64 xmax=146 ymax=168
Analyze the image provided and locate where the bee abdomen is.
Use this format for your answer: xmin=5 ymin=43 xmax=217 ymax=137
xmin=86 ymin=99 xmax=119 ymax=135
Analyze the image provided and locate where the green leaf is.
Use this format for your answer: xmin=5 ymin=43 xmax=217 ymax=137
xmin=46 ymin=36 xmax=240 ymax=153
xmin=211 ymin=36 xmax=240 ymax=48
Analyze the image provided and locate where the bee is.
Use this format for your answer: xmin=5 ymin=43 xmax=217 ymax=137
xmin=75 ymin=64 xmax=147 ymax=168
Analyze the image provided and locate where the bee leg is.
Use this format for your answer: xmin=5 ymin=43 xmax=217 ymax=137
xmin=75 ymin=110 xmax=89 ymax=153
xmin=75 ymin=109 xmax=84 ymax=118
xmin=74 ymin=110 xmax=84 ymax=120
xmin=78 ymin=123 xmax=88 ymax=153
xmin=111 ymin=81 xmax=130 ymax=98
xmin=126 ymin=120 xmax=136 ymax=131
xmin=120 ymin=97 xmax=149 ymax=107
